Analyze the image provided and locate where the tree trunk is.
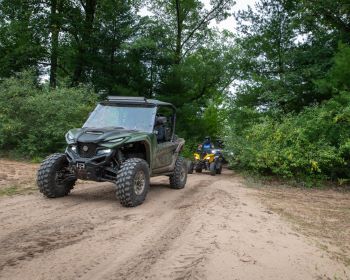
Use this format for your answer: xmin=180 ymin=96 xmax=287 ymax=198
xmin=71 ymin=0 xmax=97 ymax=86
xmin=50 ymin=0 xmax=59 ymax=88
xmin=175 ymin=0 xmax=182 ymax=65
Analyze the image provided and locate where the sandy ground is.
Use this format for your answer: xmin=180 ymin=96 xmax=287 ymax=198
xmin=0 ymin=160 xmax=38 ymax=194
xmin=0 ymin=159 xmax=349 ymax=280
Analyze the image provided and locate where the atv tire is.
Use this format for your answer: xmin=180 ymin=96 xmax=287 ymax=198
xmin=169 ymin=157 xmax=187 ymax=189
xmin=116 ymin=158 xmax=150 ymax=207
xmin=37 ymin=153 xmax=76 ymax=198
xmin=195 ymin=167 xmax=202 ymax=173
xmin=216 ymin=163 xmax=222 ymax=174
xmin=209 ymin=162 xmax=216 ymax=176
xmin=188 ymin=161 xmax=194 ymax=174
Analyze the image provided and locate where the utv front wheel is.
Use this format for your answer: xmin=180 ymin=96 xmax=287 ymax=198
xmin=170 ymin=157 xmax=187 ymax=189
xmin=37 ymin=153 xmax=76 ymax=198
xmin=116 ymin=158 xmax=150 ymax=207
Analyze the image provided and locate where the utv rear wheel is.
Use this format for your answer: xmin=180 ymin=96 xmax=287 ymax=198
xmin=209 ymin=162 xmax=216 ymax=176
xmin=170 ymin=157 xmax=187 ymax=189
xmin=116 ymin=158 xmax=150 ymax=207
xmin=37 ymin=153 xmax=76 ymax=198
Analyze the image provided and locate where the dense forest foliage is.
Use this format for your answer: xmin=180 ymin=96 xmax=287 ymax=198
xmin=226 ymin=0 xmax=350 ymax=181
xmin=0 ymin=0 xmax=349 ymax=182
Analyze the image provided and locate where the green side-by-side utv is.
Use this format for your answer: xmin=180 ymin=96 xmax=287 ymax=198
xmin=37 ymin=96 xmax=188 ymax=207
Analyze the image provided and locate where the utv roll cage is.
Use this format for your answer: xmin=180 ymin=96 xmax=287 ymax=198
xmin=102 ymin=96 xmax=177 ymax=141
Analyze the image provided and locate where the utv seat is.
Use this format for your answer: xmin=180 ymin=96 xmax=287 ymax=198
xmin=155 ymin=116 xmax=167 ymax=143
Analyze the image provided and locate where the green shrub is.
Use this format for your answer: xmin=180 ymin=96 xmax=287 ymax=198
xmin=226 ymin=92 xmax=350 ymax=180
xmin=181 ymin=138 xmax=199 ymax=159
xmin=0 ymin=71 xmax=97 ymax=157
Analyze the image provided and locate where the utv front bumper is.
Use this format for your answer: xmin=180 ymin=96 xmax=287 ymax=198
xmin=65 ymin=147 xmax=116 ymax=181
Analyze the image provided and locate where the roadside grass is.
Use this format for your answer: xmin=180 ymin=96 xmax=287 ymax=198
xmin=0 ymin=158 xmax=96 ymax=198
xmin=239 ymin=170 xmax=350 ymax=267
xmin=0 ymin=184 xmax=37 ymax=197
xmin=233 ymin=166 xmax=350 ymax=190
xmin=0 ymin=185 xmax=21 ymax=196
xmin=0 ymin=152 xmax=44 ymax=163
xmin=0 ymin=158 xmax=39 ymax=197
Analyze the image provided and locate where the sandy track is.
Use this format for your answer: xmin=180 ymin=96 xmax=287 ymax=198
xmin=0 ymin=170 xmax=349 ymax=280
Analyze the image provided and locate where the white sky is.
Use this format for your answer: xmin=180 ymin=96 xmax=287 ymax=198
xmin=205 ymin=0 xmax=256 ymax=31
xmin=140 ymin=0 xmax=257 ymax=32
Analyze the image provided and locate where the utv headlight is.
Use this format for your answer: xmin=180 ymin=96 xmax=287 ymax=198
xmin=71 ymin=145 xmax=77 ymax=153
xmin=97 ymin=148 xmax=112 ymax=155
xmin=66 ymin=132 xmax=75 ymax=143
xmin=107 ymin=137 xmax=124 ymax=143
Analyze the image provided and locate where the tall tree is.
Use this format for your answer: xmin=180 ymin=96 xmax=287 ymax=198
xmin=233 ymin=0 xmax=339 ymax=113
xmin=50 ymin=0 xmax=141 ymax=90
xmin=91 ymin=0 xmax=141 ymax=94
xmin=49 ymin=0 xmax=64 ymax=88
xmin=149 ymin=0 xmax=234 ymax=64
xmin=302 ymin=0 xmax=350 ymax=41
xmin=67 ymin=0 xmax=98 ymax=85
xmin=0 ymin=0 xmax=47 ymax=78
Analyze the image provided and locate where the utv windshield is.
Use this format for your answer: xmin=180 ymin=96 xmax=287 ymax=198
xmin=83 ymin=104 xmax=157 ymax=133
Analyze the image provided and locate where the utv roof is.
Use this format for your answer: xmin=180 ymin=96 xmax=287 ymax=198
xmin=103 ymin=96 xmax=176 ymax=110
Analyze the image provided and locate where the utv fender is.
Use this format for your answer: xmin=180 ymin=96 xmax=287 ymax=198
xmin=124 ymin=138 xmax=153 ymax=166
xmin=175 ymin=138 xmax=185 ymax=154
xmin=151 ymin=138 xmax=186 ymax=176
xmin=140 ymin=141 xmax=151 ymax=166
xmin=171 ymin=138 xmax=186 ymax=169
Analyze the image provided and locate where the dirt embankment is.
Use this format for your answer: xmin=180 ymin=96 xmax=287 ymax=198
xmin=0 ymin=159 xmax=349 ymax=280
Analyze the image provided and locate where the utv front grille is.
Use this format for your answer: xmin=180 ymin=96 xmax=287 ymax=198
xmin=77 ymin=142 xmax=97 ymax=158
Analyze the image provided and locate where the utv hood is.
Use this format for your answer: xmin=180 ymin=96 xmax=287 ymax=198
xmin=66 ymin=127 xmax=150 ymax=145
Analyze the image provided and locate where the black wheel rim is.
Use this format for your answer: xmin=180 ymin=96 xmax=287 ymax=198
xmin=134 ymin=170 xmax=146 ymax=195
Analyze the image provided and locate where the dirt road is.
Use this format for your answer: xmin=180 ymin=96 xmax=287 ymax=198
xmin=0 ymin=168 xmax=349 ymax=280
